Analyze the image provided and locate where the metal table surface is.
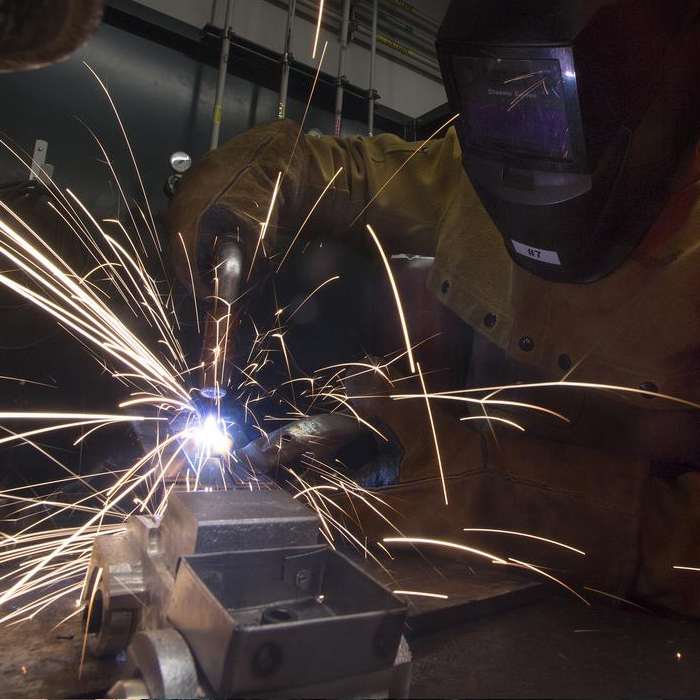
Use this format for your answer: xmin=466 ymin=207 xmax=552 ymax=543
xmin=1 ymin=589 xmax=699 ymax=698
xmin=409 ymin=594 xmax=700 ymax=699
xmin=0 ymin=598 xmax=117 ymax=698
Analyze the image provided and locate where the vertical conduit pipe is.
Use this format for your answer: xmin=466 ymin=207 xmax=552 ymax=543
xmin=278 ymin=0 xmax=297 ymax=119
xmin=210 ymin=0 xmax=235 ymax=150
xmin=368 ymin=0 xmax=378 ymax=135
xmin=334 ymin=0 xmax=352 ymax=137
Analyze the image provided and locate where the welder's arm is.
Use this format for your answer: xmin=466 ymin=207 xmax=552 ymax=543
xmin=166 ymin=118 xmax=462 ymax=298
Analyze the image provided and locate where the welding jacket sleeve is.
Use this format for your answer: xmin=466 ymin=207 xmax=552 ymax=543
xmin=166 ymin=119 xmax=462 ymax=296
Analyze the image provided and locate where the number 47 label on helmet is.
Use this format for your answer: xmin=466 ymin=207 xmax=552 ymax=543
xmin=512 ymin=240 xmax=562 ymax=266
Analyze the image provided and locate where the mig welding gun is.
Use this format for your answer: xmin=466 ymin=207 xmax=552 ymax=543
xmin=199 ymin=237 xmax=244 ymax=401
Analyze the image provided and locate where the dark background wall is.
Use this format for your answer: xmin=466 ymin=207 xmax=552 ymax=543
xmin=0 ymin=15 xmax=398 ymax=225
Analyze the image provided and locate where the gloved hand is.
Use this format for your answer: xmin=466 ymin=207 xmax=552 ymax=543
xmin=231 ymin=358 xmax=486 ymax=540
xmin=166 ymin=120 xmax=311 ymax=302
xmin=166 ymin=116 xmax=449 ymax=309
xmin=166 ymin=120 xmax=313 ymax=394
xmin=232 ymin=413 xmax=366 ymax=478
xmin=166 ymin=118 xmax=453 ymax=396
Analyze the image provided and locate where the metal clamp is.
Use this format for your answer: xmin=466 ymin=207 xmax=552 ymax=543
xmin=108 ymin=629 xmax=199 ymax=699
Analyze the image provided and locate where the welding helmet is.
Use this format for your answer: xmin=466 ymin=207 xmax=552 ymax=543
xmin=437 ymin=0 xmax=700 ymax=283
xmin=0 ymin=0 xmax=103 ymax=73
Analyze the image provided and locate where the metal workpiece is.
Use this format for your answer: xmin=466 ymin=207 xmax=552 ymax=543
xmin=84 ymin=488 xmax=411 ymax=698
xmin=237 ymin=637 xmax=411 ymax=700
xmin=167 ymin=545 xmax=407 ymax=697
xmin=233 ymin=413 xmax=364 ymax=474
xmin=84 ymin=489 xmax=321 ymax=661
xmin=158 ymin=490 xmax=321 ymax=569
xmin=84 ymin=530 xmax=149 ymax=658
xmin=85 ymin=514 xmax=177 ymax=654
xmin=125 ymin=516 xmax=176 ymax=633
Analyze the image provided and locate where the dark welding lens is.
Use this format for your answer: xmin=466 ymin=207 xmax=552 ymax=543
xmin=453 ymin=56 xmax=573 ymax=161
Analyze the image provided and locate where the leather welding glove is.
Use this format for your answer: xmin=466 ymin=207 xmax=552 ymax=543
xmin=166 ymin=119 xmax=453 ymax=300
xmin=166 ymin=118 xmax=455 ymax=394
xmin=167 ymin=122 xmax=301 ymax=300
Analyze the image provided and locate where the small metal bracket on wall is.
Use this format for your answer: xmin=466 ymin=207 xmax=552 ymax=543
xmin=28 ymin=140 xmax=54 ymax=182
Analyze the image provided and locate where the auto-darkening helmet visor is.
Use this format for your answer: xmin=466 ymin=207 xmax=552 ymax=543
xmin=437 ymin=0 xmax=700 ymax=283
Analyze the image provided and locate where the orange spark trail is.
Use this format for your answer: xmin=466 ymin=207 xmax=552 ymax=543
xmin=463 ymin=529 xmax=586 ymax=555
xmin=508 ymin=79 xmax=547 ymax=112
xmin=0 ymin=412 xmax=158 ymax=421
xmin=383 ymin=537 xmax=507 ymax=565
xmin=508 ymin=558 xmax=590 ymax=606
xmin=83 ymin=62 xmax=159 ymax=251
xmin=460 ymin=415 xmax=526 ymax=431
xmin=583 ymin=586 xmax=652 ymax=613
xmin=437 ymin=380 xmax=700 ymax=413
xmin=393 ymin=590 xmax=449 ymax=600
xmin=286 ymin=275 xmax=340 ymax=321
xmin=292 ymin=485 xmax=339 ymax=499
xmin=316 ymin=361 xmax=392 ymax=384
xmin=417 ymin=361 xmax=448 ymax=505
xmin=283 ymin=41 xmax=328 ymax=181
xmin=312 ymin=0 xmax=326 ymax=59
xmin=377 ymin=541 xmax=395 ymax=560
xmin=79 ymin=566 xmax=103 ymax=678
xmin=366 ymin=224 xmax=415 ymax=373
xmin=391 ymin=392 xmax=570 ymax=423
xmin=277 ymin=168 xmax=344 ymax=271
xmin=248 ymin=171 xmax=282 ymax=280
xmin=0 ymin=376 xmax=55 ymax=388
xmin=178 ymin=231 xmax=201 ymax=333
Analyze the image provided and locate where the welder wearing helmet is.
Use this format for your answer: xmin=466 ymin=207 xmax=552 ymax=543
xmin=168 ymin=0 xmax=700 ymax=616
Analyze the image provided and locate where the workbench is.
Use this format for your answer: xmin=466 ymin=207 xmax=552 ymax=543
xmin=1 ymin=555 xmax=698 ymax=698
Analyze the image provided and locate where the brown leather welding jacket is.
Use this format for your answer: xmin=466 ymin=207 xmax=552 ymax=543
xmin=167 ymin=120 xmax=700 ymax=610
